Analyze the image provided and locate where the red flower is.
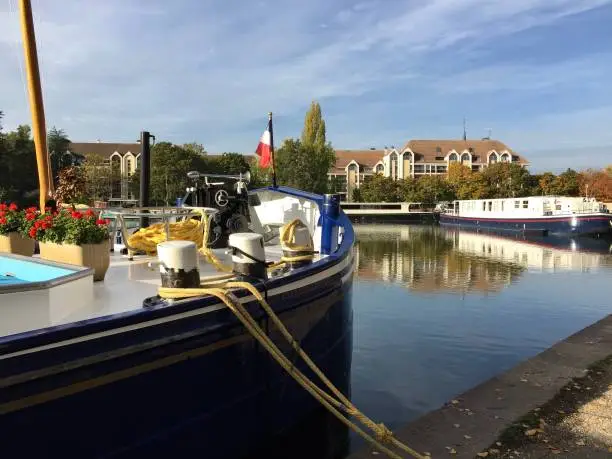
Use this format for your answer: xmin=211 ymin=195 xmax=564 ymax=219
xmin=26 ymin=213 xmax=36 ymax=221
xmin=29 ymin=228 xmax=37 ymax=238
xmin=85 ymin=209 xmax=95 ymax=217
xmin=0 ymin=217 xmax=6 ymax=225
xmin=96 ymin=219 xmax=108 ymax=226
xmin=27 ymin=206 xmax=38 ymax=214
xmin=41 ymin=222 xmax=51 ymax=229
xmin=0 ymin=204 xmax=7 ymax=211
xmin=71 ymin=211 xmax=82 ymax=219
xmin=8 ymin=203 xmax=18 ymax=211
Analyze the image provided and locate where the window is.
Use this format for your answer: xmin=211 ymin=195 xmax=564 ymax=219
xmin=488 ymin=201 xmax=492 ymax=211
xmin=522 ymin=200 xmax=529 ymax=209
xmin=483 ymin=202 xmax=486 ymax=211
xmin=555 ymin=204 xmax=561 ymax=211
xmin=449 ymin=153 xmax=458 ymax=162
xmin=501 ymin=201 xmax=504 ymax=211
xmin=436 ymin=146 xmax=442 ymax=153
xmin=435 ymin=156 xmax=444 ymax=161
xmin=512 ymin=155 xmax=519 ymax=162
xmin=514 ymin=200 xmax=519 ymax=208
xmin=126 ymin=159 xmax=132 ymax=176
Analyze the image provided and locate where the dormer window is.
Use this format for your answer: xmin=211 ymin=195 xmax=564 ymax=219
xmin=435 ymin=146 xmax=442 ymax=153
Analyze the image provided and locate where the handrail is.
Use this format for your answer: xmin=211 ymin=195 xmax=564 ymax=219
xmin=104 ymin=206 xmax=218 ymax=256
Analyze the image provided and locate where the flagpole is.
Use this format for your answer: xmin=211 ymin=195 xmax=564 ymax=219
xmin=268 ymin=112 xmax=277 ymax=188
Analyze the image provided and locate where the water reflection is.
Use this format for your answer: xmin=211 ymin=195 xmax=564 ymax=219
xmin=354 ymin=225 xmax=612 ymax=294
xmin=349 ymin=225 xmax=612 ymax=454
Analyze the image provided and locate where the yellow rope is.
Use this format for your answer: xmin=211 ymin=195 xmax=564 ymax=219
xmin=158 ymin=280 xmax=427 ymax=459
xmin=127 ymin=212 xmax=316 ymax=271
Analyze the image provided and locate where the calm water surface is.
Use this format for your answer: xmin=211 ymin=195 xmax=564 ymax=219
xmin=348 ymin=224 xmax=612 ymax=451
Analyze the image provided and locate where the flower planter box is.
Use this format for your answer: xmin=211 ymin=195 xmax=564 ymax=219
xmin=0 ymin=232 xmax=35 ymax=257
xmin=39 ymin=239 xmax=110 ymax=281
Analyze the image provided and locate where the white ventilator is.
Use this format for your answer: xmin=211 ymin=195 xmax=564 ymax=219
xmin=156 ymin=240 xmax=200 ymax=288
xmin=228 ymin=233 xmax=267 ymax=279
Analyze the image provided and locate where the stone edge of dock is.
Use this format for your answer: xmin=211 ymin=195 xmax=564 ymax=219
xmin=347 ymin=313 xmax=612 ymax=459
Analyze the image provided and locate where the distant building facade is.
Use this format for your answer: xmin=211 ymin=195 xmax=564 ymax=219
xmin=330 ymin=139 xmax=529 ymax=201
xmin=70 ymin=142 xmax=141 ymax=204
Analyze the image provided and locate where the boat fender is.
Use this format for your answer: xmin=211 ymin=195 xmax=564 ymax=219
xmin=156 ymin=240 xmax=200 ymax=288
xmin=228 ymin=233 xmax=267 ymax=280
xmin=281 ymin=224 xmax=313 ymax=269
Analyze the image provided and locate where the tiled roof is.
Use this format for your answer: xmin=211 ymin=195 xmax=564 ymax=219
xmin=70 ymin=142 xmax=141 ymax=158
xmin=401 ymin=139 xmax=528 ymax=164
xmin=333 ymin=149 xmax=384 ymax=171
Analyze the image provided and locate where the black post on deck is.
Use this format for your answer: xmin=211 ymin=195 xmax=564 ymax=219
xmin=139 ymin=131 xmax=152 ymax=228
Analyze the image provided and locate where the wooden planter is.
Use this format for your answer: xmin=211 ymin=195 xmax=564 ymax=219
xmin=39 ymin=239 xmax=111 ymax=281
xmin=0 ymin=232 xmax=35 ymax=257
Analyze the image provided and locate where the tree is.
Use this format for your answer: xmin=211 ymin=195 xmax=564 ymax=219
xmin=446 ymin=163 xmax=487 ymax=199
xmin=54 ymin=166 xmax=87 ymax=205
xmin=301 ymin=101 xmax=326 ymax=150
xmin=4 ymin=125 xmax=38 ymax=204
xmin=275 ymin=101 xmax=335 ymax=193
xmin=481 ymin=162 xmax=531 ymax=198
xmin=81 ymin=153 xmax=113 ymax=203
xmin=553 ymin=168 xmax=580 ymax=196
xmin=414 ymin=175 xmax=455 ymax=205
xmin=215 ymin=152 xmax=250 ymax=174
xmin=578 ymin=168 xmax=612 ymax=201
xmin=537 ymin=172 xmax=556 ymax=195
xmin=358 ymin=174 xmax=400 ymax=202
xmin=275 ymin=139 xmax=336 ymax=194
xmin=148 ymin=142 xmax=207 ymax=205
xmin=182 ymin=142 xmax=207 ymax=156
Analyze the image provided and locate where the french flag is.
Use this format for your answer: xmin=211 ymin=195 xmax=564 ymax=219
xmin=255 ymin=118 xmax=272 ymax=168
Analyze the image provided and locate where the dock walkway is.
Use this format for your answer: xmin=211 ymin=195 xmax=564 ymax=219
xmin=347 ymin=314 xmax=612 ymax=459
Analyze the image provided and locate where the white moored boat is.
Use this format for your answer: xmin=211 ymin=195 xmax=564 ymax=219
xmin=440 ymin=196 xmax=612 ymax=236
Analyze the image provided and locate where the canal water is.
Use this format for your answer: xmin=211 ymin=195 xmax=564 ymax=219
xmin=257 ymin=224 xmax=612 ymax=458
xmin=348 ymin=224 xmax=612 ymax=453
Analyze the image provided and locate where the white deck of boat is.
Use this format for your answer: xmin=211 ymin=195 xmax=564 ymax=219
xmin=1 ymin=243 xmax=296 ymax=339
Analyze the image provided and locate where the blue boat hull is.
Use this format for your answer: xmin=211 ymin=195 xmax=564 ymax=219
xmin=439 ymin=213 xmax=612 ymax=236
xmin=0 ymin=246 xmax=354 ymax=458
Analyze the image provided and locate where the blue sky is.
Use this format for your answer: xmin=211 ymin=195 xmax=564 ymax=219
xmin=1 ymin=0 xmax=611 ymax=173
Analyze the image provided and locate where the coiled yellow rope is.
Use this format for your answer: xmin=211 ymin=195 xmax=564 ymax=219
xmin=127 ymin=211 xmax=316 ymax=270
xmin=158 ymin=279 xmax=427 ymax=459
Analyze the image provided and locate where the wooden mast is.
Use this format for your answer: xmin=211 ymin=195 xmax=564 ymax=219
xmin=18 ymin=0 xmax=53 ymax=212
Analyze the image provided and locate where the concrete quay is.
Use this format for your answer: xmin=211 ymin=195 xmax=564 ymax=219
xmin=347 ymin=314 xmax=612 ymax=459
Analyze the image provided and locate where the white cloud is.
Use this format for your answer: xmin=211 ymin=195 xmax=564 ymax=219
xmin=0 ymin=0 xmax=611 ymax=152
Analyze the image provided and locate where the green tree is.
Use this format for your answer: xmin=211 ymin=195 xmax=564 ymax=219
xmin=249 ymin=162 xmax=273 ymax=188
xmin=48 ymin=127 xmax=80 ymax=184
xmin=553 ymin=168 xmax=580 ymax=196
xmin=148 ymin=142 xmax=208 ymax=205
xmin=81 ymin=152 xmax=113 ymax=203
xmin=301 ymin=101 xmax=326 ymax=150
xmin=4 ymin=125 xmax=39 ymax=204
xmin=415 ymin=175 xmax=455 ymax=205
xmin=216 ymin=152 xmax=250 ymax=174
xmin=275 ymin=139 xmax=336 ymax=194
xmin=358 ymin=174 xmax=400 ymax=202
xmin=481 ymin=162 xmax=530 ymax=198
xmin=182 ymin=142 xmax=207 ymax=156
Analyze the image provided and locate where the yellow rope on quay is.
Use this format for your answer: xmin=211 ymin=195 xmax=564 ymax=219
xmin=158 ymin=280 xmax=427 ymax=459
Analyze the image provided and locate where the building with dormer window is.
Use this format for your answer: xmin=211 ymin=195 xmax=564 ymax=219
xmin=330 ymin=139 xmax=528 ymax=200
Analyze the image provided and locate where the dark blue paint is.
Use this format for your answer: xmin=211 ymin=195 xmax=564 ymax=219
xmin=440 ymin=213 xmax=612 ymax=236
xmin=0 ymin=188 xmax=356 ymax=459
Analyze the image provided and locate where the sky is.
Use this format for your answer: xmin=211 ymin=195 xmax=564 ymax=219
xmin=1 ymin=0 xmax=611 ymax=173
